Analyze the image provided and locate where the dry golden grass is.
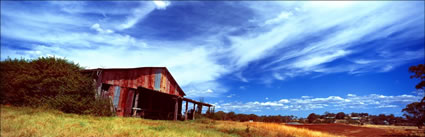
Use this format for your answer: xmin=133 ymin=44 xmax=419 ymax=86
xmin=215 ymin=121 xmax=345 ymax=137
xmin=1 ymin=105 xmax=342 ymax=137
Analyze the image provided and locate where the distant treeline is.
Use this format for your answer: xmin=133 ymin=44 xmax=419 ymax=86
xmin=205 ymin=111 xmax=296 ymax=123
xmin=203 ymin=111 xmax=415 ymax=126
xmin=0 ymin=57 xmax=112 ymax=116
xmin=305 ymin=112 xmax=413 ymax=125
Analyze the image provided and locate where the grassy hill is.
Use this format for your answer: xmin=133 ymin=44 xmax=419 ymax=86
xmin=1 ymin=105 xmax=341 ymax=137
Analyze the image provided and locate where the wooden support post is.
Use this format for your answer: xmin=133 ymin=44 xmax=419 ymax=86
xmin=96 ymin=84 xmax=102 ymax=98
xmin=132 ymin=91 xmax=140 ymax=117
xmin=109 ymin=96 xmax=115 ymax=114
xmin=198 ymin=105 xmax=203 ymax=114
xmin=193 ymin=103 xmax=196 ymax=120
xmin=173 ymin=98 xmax=178 ymax=121
xmin=207 ymin=106 xmax=211 ymax=114
xmin=184 ymin=101 xmax=188 ymax=121
xmin=95 ymin=70 xmax=103 ymax=98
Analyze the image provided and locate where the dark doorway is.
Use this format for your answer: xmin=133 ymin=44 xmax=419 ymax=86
xmin=133 ymin=87 xmax=182 ymax=120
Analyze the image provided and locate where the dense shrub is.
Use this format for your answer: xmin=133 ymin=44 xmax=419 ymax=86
xmin=0 ymin=57 xmax=112 ymax=116
xmin=84 ymin=98 xmax=114 ymax=116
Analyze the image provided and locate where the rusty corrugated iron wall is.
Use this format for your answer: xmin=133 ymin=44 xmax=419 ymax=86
xmin=82 ymin=67 xmax=193 ymax=117
xmin=99 ymin=67 xmax=184 ymax=97
xmin=91 ymin=67 xmax=185 ymax=117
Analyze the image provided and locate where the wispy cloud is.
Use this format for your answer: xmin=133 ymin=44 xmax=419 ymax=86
xmin=1 ymin=1 xmax=423 ymax=99
xmin=118 ymin=2 xmax=157 ymax=30
xmin=227 ymin=1 xmax=424 ymax=81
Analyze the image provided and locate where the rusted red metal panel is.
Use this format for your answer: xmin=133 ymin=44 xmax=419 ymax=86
xmin=143 ymin=70 xmax=148 ymax=88
xmin=94 ymin=67 xmax=184 ymax=97
xmin=108 ymin=85 xmax=114 ymax=97
xmin=127 ymin=70 xmax=132 ymax=88
xmin=148 ymin=68 xmax=153 ymax=89
xmin=160 ymin=70 xmax=167 ymax=93
xmin=117 ymin=87 xmax=128 ymax=117
xmin=135 ymin=71 xmax=141 ymax=89
xmin=151 ymin=68 xmax=156 ymax=90
xmin=138 ymin=71 xmax=143 ymax=88
xmin=125 ymin=89 xmax=135 ymax=117
xmin=132 ymin=69 xmax=138 ymax=88
xmin=167 ymin=80 xmax=171 ymax=95
xmin=131 ymin=70 xmax=137 ymax=89
xmin=170 ymin=84 xmax=175 ymax=95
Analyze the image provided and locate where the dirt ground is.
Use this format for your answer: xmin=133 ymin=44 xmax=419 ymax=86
xmin=286 ymin=123 xmax=425 ymax=137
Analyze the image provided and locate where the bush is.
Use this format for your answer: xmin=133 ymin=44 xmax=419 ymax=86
xmin=85 ymin=98 xmax=114 ymax=116
xmin=324 ymin=118 xmax=335 ymax=123
xmin=0 ymin=57 xmax=112 ymax=116
xmin=195 ymin=117 xmax=216 ymax=125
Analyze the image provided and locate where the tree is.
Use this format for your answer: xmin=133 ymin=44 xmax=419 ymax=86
xmin=409 ymin=64 xmax=425 ymax=93
xmin=212 ymin=111 xmax=226 ymax=120
xmin=248 ymin=114 xmax=259 ymax=121
xmin=307 ymin=113 xmax=319 ymax=123
xmin=351 ymin=112 xmax=359 ymax=117
xmin=402 ymin=102 xmax=425 ymax=128
xmin=387 ymin=114 xmax=396 ymax=125
xmin=336 ymin=112 xmax=346 ymax=119
xmin=359 ymin=113 xmax=369 ymax=117
xmin=227 ymin=112 xmax=236 ymax=121
xmin=402 ymin=64 xmax=425 ymax=128
xmin=323 ymin=111 xmax=336 ymax=118
xmin=237 ymin=114 xmax=250 ymax=122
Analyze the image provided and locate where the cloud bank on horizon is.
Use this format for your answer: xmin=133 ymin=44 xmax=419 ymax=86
xmin=1 ymin=1 xmax=424 ymax=115
xmin=216 ymin=93 xmax=423 ymax=114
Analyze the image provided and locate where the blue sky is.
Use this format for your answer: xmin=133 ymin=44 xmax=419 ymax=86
xmin=1 ymin=1 xmax=424 ymax=117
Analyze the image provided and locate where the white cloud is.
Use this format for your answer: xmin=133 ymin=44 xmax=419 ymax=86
xmin=227 ymin=94 xmax=236 ymax=98
xmin=153 ymin=0 xmax=170 ymax=10
xmin=292 ymin=50 xmax=350 ymax=69
xmin=278 ymin=99 xmax=289 ymax=103
xmin=264 ymin=11 xmax=293 ymax=25
xmin=117 ymin=1 xmax=171 ymax=30
xmin=91 ymin=23 xmax=114 ymax=34
xmin=301 ymin=96 xmax=311 ymax=99
xmin=118 ymin=2 xmax=156 ymax=30
xmin=235 ymin=72 xmax=249 ymax=82
xmin=381 ymin=65 xmax=393 ymax=72
xmin=354 ymin=59 xmax=375 ymax=65
xmin=377 ymin=105 xmax=398 ymax=108
xmin=260 ymin=101 xmax=284 ymax=107
xmin=347 ymin=94 xmax=356 ymax=97
xmin=273 ymin=73 xmax=285 ymax=80
xmin=215 ymin=93 xmax=423 ymax=113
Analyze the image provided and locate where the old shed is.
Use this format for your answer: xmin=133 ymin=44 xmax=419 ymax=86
xmin=83 ymin=67 xmax=213 ymax=120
